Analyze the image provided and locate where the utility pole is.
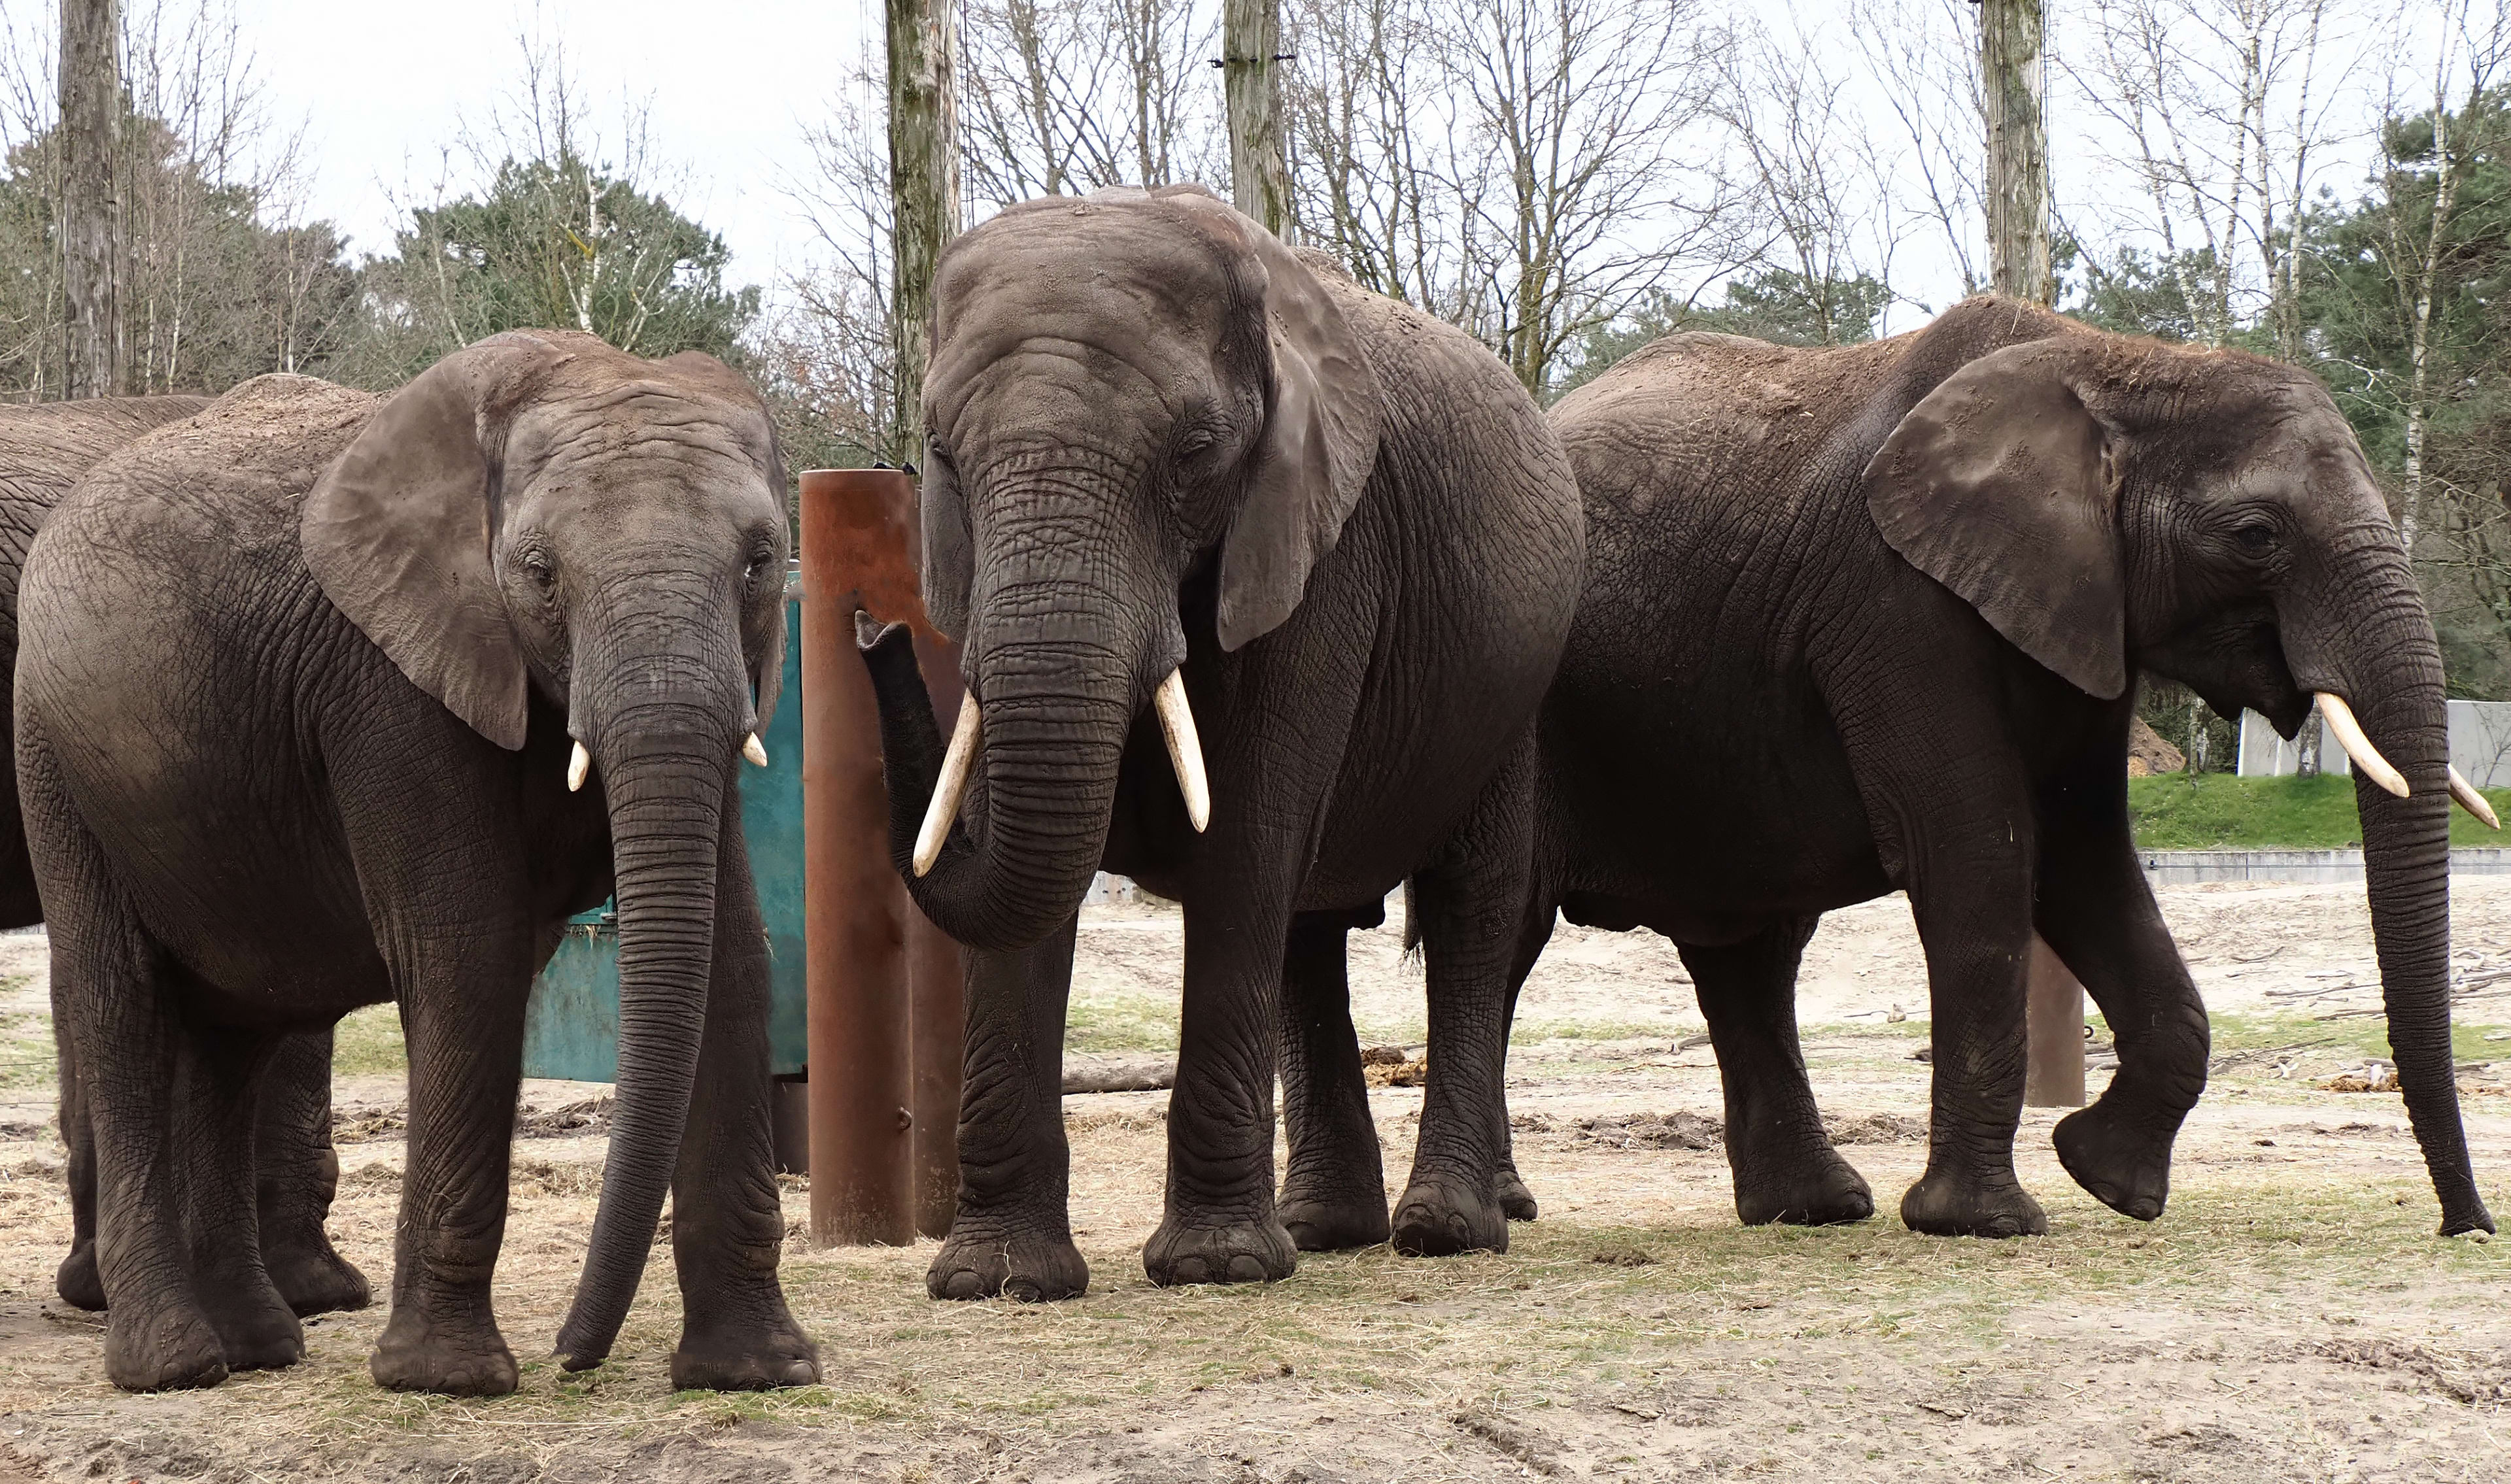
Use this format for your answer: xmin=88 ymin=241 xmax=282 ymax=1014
xmin=1220 ymin=0 xmax=1293 ymax=239
xmin=1979 ymin=0 xmax=2053 ymax=305
xmin=60 ymin=0 xmax=122 ymax=398
xmin=887 ymin=0 xmax=960 ymax=463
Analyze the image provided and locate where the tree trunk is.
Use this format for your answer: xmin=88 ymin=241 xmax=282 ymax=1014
xmin=59 ymin=0 xmax=122 ymax=399
xmin=1980 ymin=0 xmax=2052 ymax=305
xmin=1223 ymin=0 xmax=1293 ymax=240
xmin=888 ymin=0 xmax=963 ymax=465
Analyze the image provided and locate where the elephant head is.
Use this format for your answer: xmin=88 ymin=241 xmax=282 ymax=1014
xmin=866 ymin=186 xmax=1384 ymax=951
xmin=300 ymin=329 xmax=790 ymax=1361
xmin=1864 ymin=322 xmax=2495 ymax=1236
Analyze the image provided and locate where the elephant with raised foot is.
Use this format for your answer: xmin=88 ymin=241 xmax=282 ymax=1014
xmin=1298 ymin=297 xmax=2493 ymax=1241
xmin=1 ymin=397 xmax=368 ymax=1320
xmin=18 ymin=336 xmax=816 ymax=1392
xmin=857 ymin=184 xmax=1582 ymax=1297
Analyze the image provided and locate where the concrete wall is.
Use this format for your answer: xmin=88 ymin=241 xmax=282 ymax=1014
xmin=2141 ymin=847 xmax=2511 ymax=884
xmin=2238 ymin=700 xmax=2511 ymax=785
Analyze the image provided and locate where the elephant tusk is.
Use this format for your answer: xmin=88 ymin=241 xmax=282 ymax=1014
xmin=743 ymin=733 xmax=768 ymax=767
xmin=2450 ymin=766 xmax=2500 ymax=830
xmin=567 ymin=740 xmax=592 ymax=793
xmin=2315 ymin=692 xmax=2408 ymax=798
xmin=1154 ymin=669 xmax=1212 ymax=833
xmin=914 ymin=700 xmax=982 ymax=877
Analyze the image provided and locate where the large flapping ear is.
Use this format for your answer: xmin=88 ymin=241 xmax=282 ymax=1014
xmin=1862 ymin=340 xmax=2127 ymax=699
xmin=1142 ymin=193 xmax=1383 ymax=650
xmin=302 ymin=332 xmax=570 ymax=750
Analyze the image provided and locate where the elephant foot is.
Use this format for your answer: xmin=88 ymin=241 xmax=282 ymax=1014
xmin=371 ymin=1300 xmax=519 ymax=1396
xmin=1276 ymin=1185 xmax=1390 ymax=1252
xmin=1390 ymin=1173 xmax=1509 ymax=1258
xmin=1142 ymin=1216 xmax=1297 ymax=1287
xmin=2053 ymin=1099 xmax=2174 ymax=1223
xmin=1734 ymin=1146 xmax=1874 ymax=1227
xmin=672 ymin=1315 xmax=820 ymax=1391
xmin=927 ymin=1227 xmax=1089 ymax=1302
xmin=56 ymin=1241 xmax=106 ymax=1312
xmin=1496 ymin=1164 xmax=1539 ymax=1223
xmin=196 ymin=1276 xmax=305 ymax=1373
xmin=104 ymin=1302 xmax=229 ymax=1392
xmin=1900 ymin=1166 xmax=2047 ymax=1239
xmin=265 ymin=1239 xmax=373 ymax=1317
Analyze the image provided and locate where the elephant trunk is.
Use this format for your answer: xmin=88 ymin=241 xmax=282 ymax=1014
xmin=2321 ymin=552 xmax=2495 ymax=1235
xmin=555 ymin=619 xmax=748 ymax=1366
xmin=864 ymin=617 xmax=1142 ymax=952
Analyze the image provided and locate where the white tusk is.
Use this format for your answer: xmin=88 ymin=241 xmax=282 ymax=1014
xmin=567 ymin=740 xmax=591 ymax=793
xmin=1153 ymin=669 xmax=1212 ymax=833
xmin=2315 ymin=692 xmax=2408 ymax=798
xmin=2449 ymin=766 xmax=2500 ymax=830
xmin=914 ymin=700 xmax=982 ymax=877
xmin=743 ymin=733 xmax=768 ymax=767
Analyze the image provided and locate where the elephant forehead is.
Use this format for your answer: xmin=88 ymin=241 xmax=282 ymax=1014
xmin=509 ymin=388 xmax=774 ymax=480
xmin=938 ymin=222 xmax=1242 ymax=364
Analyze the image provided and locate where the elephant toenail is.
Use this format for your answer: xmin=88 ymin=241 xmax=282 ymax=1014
xmin=1172 ymin=1257 xmax=1209 ymax=1284
xmin=1003 ymin=1278 xmax=1042 ymax=1303
xmin=779 ymin=1360 xmax=818 ymax=1385
xmin=942 ymin=1271 xmax=986 ymax=1301
xmin=1226 ymin=1255 xmax=1269 ymax=1282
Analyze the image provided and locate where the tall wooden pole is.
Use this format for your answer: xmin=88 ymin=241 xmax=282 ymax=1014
xmin=887 ymin=0 xmax=966 ymax=1237
xmin=59 ymin=0 xmax=122 ymax=398
xmin=1221 ymin=0 xmax=1293 ymax=239
xmin=1981 ymin=0 xmax=2053 ymax=305
xmin=887 ymin=0 xmax=960 ymax=464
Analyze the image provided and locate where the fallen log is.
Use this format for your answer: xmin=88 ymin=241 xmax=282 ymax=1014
xmin=1063 ymin=1054 xmax=1176 ymax=1094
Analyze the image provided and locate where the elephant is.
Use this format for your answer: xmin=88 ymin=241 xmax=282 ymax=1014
xmin=16 ymin=333 xmax=817 ymax=1394
xmin=1290 ymin=295 xmax=2495 ymax=1241
xmin=0 ymin=397 xmax=369 ymax=1318
xmin=853 ymin=184 xmax=1584 ymax=1297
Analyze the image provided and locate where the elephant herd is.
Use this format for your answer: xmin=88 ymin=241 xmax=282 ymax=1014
xmin=0 ymin=183 xmax=2491 ymax=1399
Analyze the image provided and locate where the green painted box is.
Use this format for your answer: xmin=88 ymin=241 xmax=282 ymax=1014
xmin=521 ymin=597 xmax=808 ymax=1081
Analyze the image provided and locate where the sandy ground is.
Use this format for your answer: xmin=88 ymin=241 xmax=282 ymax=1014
xmin=0 ymin=881 xmax=2504 ymax=1482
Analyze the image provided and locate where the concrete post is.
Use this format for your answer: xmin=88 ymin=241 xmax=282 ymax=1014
xmin=907 ymin=630 xmax=965 ymax=1239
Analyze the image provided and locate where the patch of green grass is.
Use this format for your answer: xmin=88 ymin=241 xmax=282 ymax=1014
xmin=332 ymin=1004 xmax=408 ymax=1077
xmin=2096 ymin=1008 xmax=2511 ymax=1066
xmin=0 ymin=992 xmax=54 ymax=1092
xmin=1510 ymin=1019 xmax=1675 ymax=1045
xmin=1063 ymin=993 xmax=1180 ymax=1054
xmin=2127 ymin=771 xmax=2511 ymax=850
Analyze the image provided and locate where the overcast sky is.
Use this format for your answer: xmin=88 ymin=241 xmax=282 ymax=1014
xmin=227 ymin=0 xmax=880 ymax=288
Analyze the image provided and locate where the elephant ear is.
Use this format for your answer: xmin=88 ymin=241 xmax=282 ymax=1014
xmin=751 ymin=424 xmax=794 ymax=734
xmin=302 ymin=333 xmax=566 ymax=750
xmin=1862 ymin=340 xmax=2127 ymax=700
xmin=920 ymin=441 xmax=970 ymax=641
xmin=1214 ymin=233 xmax=1386 ymax=651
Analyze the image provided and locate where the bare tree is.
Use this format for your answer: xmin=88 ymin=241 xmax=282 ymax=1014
xmin=1849 ymin=0 xmax=1989 ymax=304
xmin=770 ymin=53 xmax=902 ymax=466
xmin=956 ymin=0 xmax=1222 ymax=209
xmin=59 ymin=0 xmax=119 ymax=396
xmin=1448 ymin=0 xmax=1727 ymax=394
xmin=2064 ymin=0 xmax=2379 ymax=349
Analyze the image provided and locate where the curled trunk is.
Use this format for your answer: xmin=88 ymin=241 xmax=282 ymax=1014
xmin=862 ymin=619 xmax=1138 ymax=952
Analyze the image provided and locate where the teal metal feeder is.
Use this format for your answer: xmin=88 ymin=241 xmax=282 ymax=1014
xmin=521 ymin=594 xmax=809 ymax=1081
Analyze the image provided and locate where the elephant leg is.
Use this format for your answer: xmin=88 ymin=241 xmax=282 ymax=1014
xmin=254 ymin=1026 xmax=372 ymax=1316
xmin=667 ymin=812 xmax=817 ymax=1390
xmin=1275 ymin=912 xmax=1390 ymax=1253
xmin=1898 ymin=879 xmax=2045 ymax=1238
xmin=2037 ymin=770 xmax=2208 ymax=1223
xmin=1392 ymin=737 xmax=1539 ymax=1259
xmin=54 ymin=1032 xmax=106 ymax=1311
xmin=367 ymin=939 xmax=530 ymax=1397
xmin=928 ymin=915 xmax=1087 ymax=1302
xmin=1144 ymin=876 xmax=1303 ymax=1287
xmin=177 ymin=1024 xmax=303 ymax=1372
xmin=1677 ymin=917 xmax=1874 ymax=1226
xmin=26 ymin=736 xmax=226 ymax=1389
xmin=1490 ymin=900 xmax=1556 ymax=1223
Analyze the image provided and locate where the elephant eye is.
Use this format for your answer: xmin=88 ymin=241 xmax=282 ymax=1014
xmin=522 ymin=552 xmax=556 ymax=593
xmin=1174 ymin=426 xmax=1220 ymax=462
xmin=2234 ymin=522 xmax=2276 ymax=554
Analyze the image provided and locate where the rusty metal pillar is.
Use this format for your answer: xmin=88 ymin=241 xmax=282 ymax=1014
xmin=800 ymin=468 xmax=918 ymax=1245
xmin=908 ymin=628 xmax=966 ymax=1239
xmin=2023 ymin=934 xmax=2087 ymax=1107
